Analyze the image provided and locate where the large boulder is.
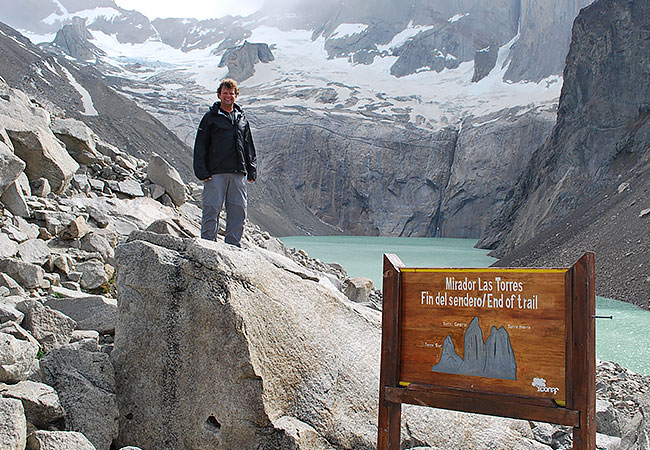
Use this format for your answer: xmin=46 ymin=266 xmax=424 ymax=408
xmin=20 ymin=301 xmax=76 ymax=353
xmin=1 ymin=177 xmax=30 ymax=218
xmin=40 ymin=346 xmax=118 ymax=450
xmin=45 ymin=295 xmax=117 ymax=334
xmin=113 ymin=232 xmax=548 ymax=450
xmin=4 ymin=125 xmax=78 ymax=194
xmin=146 ymin=153 xmax=186 ymax=206
xmin=0 ymin=140 xmax=25 ymax=196
xmin=0 ymin=332 xmax=39 ymax=383
xmin=51 ymin=117 xmax=104 ymax=166
xmin=0 ymin=233 xmax=19 ymax=258
xmin=18 ymin=238 xmax=52 ymax=265
xmin=27 ymin=430 xmax=96 ymax=450
xmin=0 ymin=397 xmax=27 ymax=450
xmin=0 ymin=380 xmax=65 ymax=428
xmin=0 ymin=258 xmax=46 ymax=290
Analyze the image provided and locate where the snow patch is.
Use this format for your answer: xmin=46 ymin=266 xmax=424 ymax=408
xmin=58 ymin=65 xmax=99 ymax=116
xmin=448 ymin=13 xmax=470 ymax=23
xmin=378 ymin=21 xmax=434 ymax=51
xmin=330 ymin=23 xmax=368 ymax=39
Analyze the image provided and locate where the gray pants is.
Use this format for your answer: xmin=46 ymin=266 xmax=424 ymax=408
xmin=201 ymin=173 xmax=247 ymax=246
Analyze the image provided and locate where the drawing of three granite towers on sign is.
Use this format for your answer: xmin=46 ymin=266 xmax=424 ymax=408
xmin=432 ymin=317 xmax=517 ymax=380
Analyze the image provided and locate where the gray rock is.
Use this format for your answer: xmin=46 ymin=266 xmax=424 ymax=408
xmin=50 ymin=253 xmax=74 ymax=276
xmin=67 ymin=272 xmax=83 ymax=283
xmin=113 ymin=233 xmax=544 ymax=450
xmin=472 ymin=45 xmax=498 ymax=82
xmin=40 ymin=346 xmax=117 ymax=450
xmin=30 ymin=178 xmax=51 ymax=197
xmin=116 ymin=179 xmax=143 ymax=198
xmin=149 ymin=183 xmax=165 ymax=199
xmin=0 ymin=140 xmax=25 ymax=196
xmin=0 ymin=233 xmax=18 ymax=258
xmin=114 ymin=154 xmax=138 ymax=172
xmin=18 ymin=239 xmax=51 ymax=265
xmin=88 ymin=178 xmax=104 ymax=193
xmin=596 ymin=433 xmax=621 ymax=450
xmin=146 ymin=153 xmax=186 ymax=206
xmin=2 ymin=222 xmax=29 ymax=243
xmin=5 ymin=126 xmax=78 ymax=194
xmin=71 ymin=174 xmax=90 ymax=194
xmin=0 ymin=380 xmax=65 ymax=427
xmin=60 ymin=216 xmax=90 ymax=240
xmin=0 ymin=331 xmax=39 ymax=382
xmin=1 ymin=178 xmax=30 ymax=218
xmin=15 ymin=171 xmax=31 ymax=196
xmin=13 ymin=216 xmax=40 ymax=240
xmin=27 ymin=430 xmax=96 ymax=450
xmin=532 ymin=422 xmax=554 ymax=445
xmin=61 ymin=281 xmax=80 ymax=290
xmin=0 ymin=273 xmax=24 ymax=296
xmin=0 ymin=397 xmax=26 ymax=450
xmin=76 ymin=260 xmax=110 ymax=290
xmin=344 ymin=276 xmax=374 ymax=303
xmin=52 ymin=117 xmax=103 ymax=166
xmin=70 ymin=330 xmax=100 ymax=351
xmin=145 ymin=218 xmax=194 ymax=238
xmin=35 ymin=210 xmax=77 ymax=237
xmin=0 ymin=258 xmax=45 ymax=289
xmin=504 ymin=0 xmax=593 ymax=82
xmin=0 ymin=321 xmax=40 ymax=349
xmin=597 ymin=399 xmax=621 ymax=437
xmin=85 ymin=206 xmax=109 ymax=229
xmin=438 ymin=108 xmax=555 ymax=238
xmin=45 ymin=295 xmax=117 ymax=334
xmin=21 ymin=301 xmax=76 ymax=353
xmin=0 ymin=301 xmax=24 ymax=324
xmin=80 ymin=233 xmax=114 ymax=262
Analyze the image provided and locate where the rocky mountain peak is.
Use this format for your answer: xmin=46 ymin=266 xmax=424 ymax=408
xmin=51 ymin=17 xmax=105 ymax=61
xmin=218 ymin=41 xmax=275 ymax=82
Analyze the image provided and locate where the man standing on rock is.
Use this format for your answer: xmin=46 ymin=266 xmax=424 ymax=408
xmin=193 ymin=78 xmax=257 ymax=247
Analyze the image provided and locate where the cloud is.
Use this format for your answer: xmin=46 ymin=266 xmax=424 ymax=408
xmin=113 ymin=0 xmax=264 ymax=20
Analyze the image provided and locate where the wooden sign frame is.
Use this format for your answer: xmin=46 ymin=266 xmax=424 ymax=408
xmin=378 ymin=252 xmax=595 ymax=450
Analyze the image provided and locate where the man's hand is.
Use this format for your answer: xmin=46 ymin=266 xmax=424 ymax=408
xmin=201 ymin=177 xmax=211 ymax=182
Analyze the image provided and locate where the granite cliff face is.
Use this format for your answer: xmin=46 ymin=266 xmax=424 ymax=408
xmin=246 ymin=104 xmax=554 ymax=238
xmin=481 ymin=0 xmax=650 ymax=308
xmin=51 ymin=17 xmax=105 ymax=61
xmin=248 ymin=107 xmax=457 ymax=236
xmin=504 ymin=0 xmax=593 ymax=82
xmin=480 ymin=0 xmax=650 ymax=255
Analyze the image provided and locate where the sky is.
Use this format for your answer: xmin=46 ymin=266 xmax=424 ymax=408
xmin=113 ymin=0 xmax=265 ymax=20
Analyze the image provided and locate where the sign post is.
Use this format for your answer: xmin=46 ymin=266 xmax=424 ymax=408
xmin=378 ymin=252 xmax=595 ymax=450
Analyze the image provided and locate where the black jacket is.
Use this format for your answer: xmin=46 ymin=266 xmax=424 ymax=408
xmin=193 ymin=102 xmax=257 ymax=181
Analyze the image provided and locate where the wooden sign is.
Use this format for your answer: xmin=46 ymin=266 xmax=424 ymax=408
xmin=401 ymin=268 xmax=568 ymax=403
xmin=378 ymin=253 xmax=596 ymax=450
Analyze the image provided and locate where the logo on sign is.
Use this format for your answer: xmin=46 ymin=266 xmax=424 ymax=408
xmin=531 ymin=377 xmax=559 ymax=395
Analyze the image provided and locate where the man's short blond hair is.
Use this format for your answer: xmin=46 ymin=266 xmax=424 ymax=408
xmin=217 ymin=78 xmax=239 ymax=95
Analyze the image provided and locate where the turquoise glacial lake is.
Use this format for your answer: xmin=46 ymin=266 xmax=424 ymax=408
xmin=280 ymin=236 xmax=650 ymax=375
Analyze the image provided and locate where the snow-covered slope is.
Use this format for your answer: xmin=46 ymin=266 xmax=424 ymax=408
xmin=0 ymin=0 xmax=586 ymax=141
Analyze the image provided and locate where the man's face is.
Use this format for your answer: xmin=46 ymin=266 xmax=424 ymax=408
xmin=218 ymin=87 xmax=238 ymax=109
